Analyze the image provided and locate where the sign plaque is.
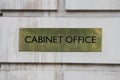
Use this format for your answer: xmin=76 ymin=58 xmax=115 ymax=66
xmin=19 ymin=28 xmax=102 ymax=52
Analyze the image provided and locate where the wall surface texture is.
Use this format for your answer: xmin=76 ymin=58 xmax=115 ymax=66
xmin=0 ymin=0 xmax=120 ymax=80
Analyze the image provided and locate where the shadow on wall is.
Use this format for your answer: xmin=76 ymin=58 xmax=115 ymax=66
xmin=0 ymin=11 xmax=3 ymax=16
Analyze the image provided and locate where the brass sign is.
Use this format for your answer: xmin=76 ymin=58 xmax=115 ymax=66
xmin=19 ymin=28 xmax=102 ymax=52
